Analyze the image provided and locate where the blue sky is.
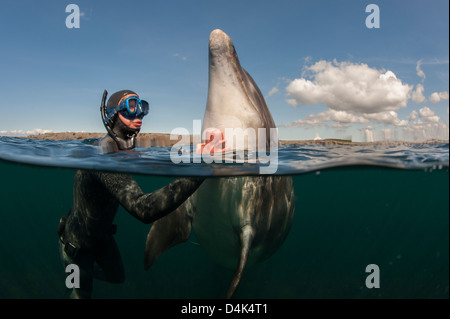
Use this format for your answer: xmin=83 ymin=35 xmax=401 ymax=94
xmin=0 ymin=0 xmax=448 ymax=142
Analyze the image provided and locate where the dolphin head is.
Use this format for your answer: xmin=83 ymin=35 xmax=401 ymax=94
xmin=208 ymin=29 xmax=237 ymax=61
xmin=203 ymin=29 xmax=276 ymax=151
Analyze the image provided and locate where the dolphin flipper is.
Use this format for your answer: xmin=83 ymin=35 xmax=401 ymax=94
xmin=144 ymin=199 xmax=195 ymax=270
xmin=226 ymin=225 xmax=254 ymax=299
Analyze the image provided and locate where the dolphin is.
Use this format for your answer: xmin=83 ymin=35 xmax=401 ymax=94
xmin=144 ymin=29 xmax=295 ymax=298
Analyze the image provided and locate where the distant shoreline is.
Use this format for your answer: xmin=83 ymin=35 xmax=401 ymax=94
xmin=22 ymin=132 xmax=449 ymax=147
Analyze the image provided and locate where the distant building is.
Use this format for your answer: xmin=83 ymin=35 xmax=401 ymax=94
xmin=313 ymin=133 xmax=323 ymax=141
xmin=365 ymin=128 xmax=374 ymax=142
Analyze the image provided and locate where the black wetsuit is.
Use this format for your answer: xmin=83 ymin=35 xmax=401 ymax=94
xmin=58 ymin=134 xmax=203 ymax=298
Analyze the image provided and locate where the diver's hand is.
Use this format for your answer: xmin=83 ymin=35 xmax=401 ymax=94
xmin=196 ymin=129 xmax=229 ymax=154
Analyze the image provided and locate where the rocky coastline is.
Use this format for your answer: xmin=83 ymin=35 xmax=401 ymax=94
xmin=24 ymin=132 xmax=448 ymax=147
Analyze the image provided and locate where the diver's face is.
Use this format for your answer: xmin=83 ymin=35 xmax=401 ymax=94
xmin=118 ymin=112 xmax=142 ymax=129
xmin=127 ymin=99 xmax=137 ymax=113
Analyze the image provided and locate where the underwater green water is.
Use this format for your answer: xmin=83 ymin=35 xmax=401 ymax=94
xmin=0 ymin=159 xmax=448 ymax=299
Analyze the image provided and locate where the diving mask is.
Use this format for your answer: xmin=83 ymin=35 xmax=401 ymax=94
xmin=104 ymin=94 xmax=149 ymax=123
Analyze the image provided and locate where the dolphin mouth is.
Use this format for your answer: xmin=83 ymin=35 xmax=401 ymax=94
xmin=209 ymin=29 xmax=233 ymax=57
xmin=208 ymin=29 xmax=244 ymax=90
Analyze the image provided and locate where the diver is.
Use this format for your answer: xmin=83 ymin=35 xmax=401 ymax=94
xmin=57 ymin=90 xmax=204 ymax=298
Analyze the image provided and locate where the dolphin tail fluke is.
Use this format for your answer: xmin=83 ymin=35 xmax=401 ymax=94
xmin=144 ymin=203 xmax=193 ymax=270
xmin=226 ymin=225 xmax=254 ymax=299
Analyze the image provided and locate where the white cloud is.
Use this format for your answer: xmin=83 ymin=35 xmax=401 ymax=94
xmin=285 ymin=98 xmax=298 ymax=107
xmin=419 ymin=106 xmax=440 ymax=123
xmin=282 ymin=110 xmax=369 ymax=127
xmin=363 ymin=111 xmax=409 ymax=127
xmin=403 ymin=120 xmax=448 ymax=142
xmin=429 ymin=91 xmax=449 ymax=104
xmin=0 ymin=129 xmax=54 ymax=137
xmin=430 ymin=93 xmax=440 ymax=104
xmin=400 ymin=107 xmax=444 ymax=141
xmin=331 ymin=122 xmax=351 ymax=128
xmin=266 ymin=86 xmax=279 ymax=98
xmin=285 ymin=60 xmax=412 ymax=114
xmin=172 ymin=53 xmax=187 ymax=61
xmin=416 ymin=60 xmax=426 ymax=81
xmin=281 ymin=59 xmax=449 ymax=142
xmin=283 ymin=109 xmax=408 ymax=128
xmin=419 ymin=106 xmax=435 ymax=118
xmin=412 ymin=84 xmax=426 ymax=103
xmin=407 ymin=110 xmax=418 ymax=121
xmin=79 ymin=8 xmax=93 ymax=21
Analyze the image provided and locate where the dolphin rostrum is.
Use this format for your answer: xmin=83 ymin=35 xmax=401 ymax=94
xmin=144 ymin=29 xmax=295 ymax=298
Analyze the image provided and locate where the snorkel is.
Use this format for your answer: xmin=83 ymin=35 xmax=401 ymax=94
xmin=101 ymin=90 xmax=140 ymax=150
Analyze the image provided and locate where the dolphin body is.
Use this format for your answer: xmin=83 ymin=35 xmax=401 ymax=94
xmin=144 ymin=29 xmax=295 ymax=298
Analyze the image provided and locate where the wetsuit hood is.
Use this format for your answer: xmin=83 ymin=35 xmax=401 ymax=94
xmin=101 ymin=90 xmax=141 ymax=150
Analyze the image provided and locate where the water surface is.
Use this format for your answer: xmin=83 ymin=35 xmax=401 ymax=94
xmin=0 ymin=137 xmax=448 ymax=298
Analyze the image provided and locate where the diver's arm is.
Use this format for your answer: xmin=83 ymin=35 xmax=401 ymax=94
xmin=101 ymin=173 xmax=204 ymax=224
xmin=129 ymin=177 xmax=204 ymax=223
